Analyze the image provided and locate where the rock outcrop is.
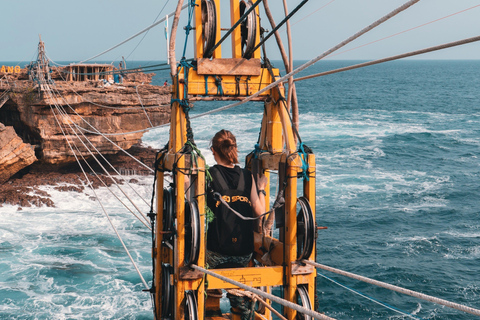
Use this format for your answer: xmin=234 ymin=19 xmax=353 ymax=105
xmin=0 ymin=67 xmax=171 ymax=183
xmin=0 ymin=123 xmax=37 ymax=183
xmin=0 ymin=71 xmax=170 ymax=164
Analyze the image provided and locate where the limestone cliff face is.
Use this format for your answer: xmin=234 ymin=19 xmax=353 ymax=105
xmin=0 ymin=124 xmax=37 ymax=183
xmin=0 ymin=74 xmax=171 ymax=179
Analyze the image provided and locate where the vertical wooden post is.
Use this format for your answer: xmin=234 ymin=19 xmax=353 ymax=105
xmin=284 ymin=156 xmax=298 ymax=320
xmin=154 ymin=169 xmax=165 ymax=319
xmin=262 ymin=98 xmax=283 ymax=153
xmin=230 ymin=0 xmax=242 ymax=58
xmin=174 ymin=156 xmax=186 ymax=320
xmin=194 ymin=0 xmax=203 ymax=59
xmin=252 ymin=4 xmax=261 ymax=59
xmin=195 ymin=157 xmax=206 ymax=320
xmin=169 ymin=68 xmax=187 ymax=153
xmin=213 ymin=0 xmax=222 ymax=58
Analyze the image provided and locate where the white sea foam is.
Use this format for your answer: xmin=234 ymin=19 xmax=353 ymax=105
xmin=0 ymin=175 xmax=154 ymax=319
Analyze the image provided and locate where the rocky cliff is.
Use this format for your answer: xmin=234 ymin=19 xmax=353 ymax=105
xmin=0 ymin=68 xmax=171 ymax=182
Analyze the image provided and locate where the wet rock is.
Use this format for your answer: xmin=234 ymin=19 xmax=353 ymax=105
xmin=0 ymin=145 xmax=157 ymax=208
xmin=0 ymin=124 xmax=37 ymax=183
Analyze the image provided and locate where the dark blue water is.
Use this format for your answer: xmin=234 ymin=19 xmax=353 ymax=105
xmin=1 ymin=60 xmax=480 ymax=319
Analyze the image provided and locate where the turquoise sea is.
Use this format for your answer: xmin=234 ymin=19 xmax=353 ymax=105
xmin=1 ymin=60 xmax=479 ymax=319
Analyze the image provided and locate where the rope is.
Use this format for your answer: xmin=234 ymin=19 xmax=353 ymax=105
xmin=181 ymin=0 xmax=196 ymax=59
xmin=317 ymin=272 xmax=422 ymax=319
xmin=45 ymin=84 xmax=152 ymax=228
xmin=189 ymin=0 xmax=420 ymax=121
xmin=47 ymin=97 xmax=149 ymax=290
xmin=294 ymin=34 xmax=480 ymax=82
xmin=43 ymin=76 xmax=154 ymax=210
xmin=250 ymin=0 xmax=310 ymax=54
xmin=291 ymin=0 xmax=336 ymax=27
xmin=327 ymin=4 xmax=480 ymax=60
xmin=78 ymin=4 xmax=189 ymax=64
xmin=226 ymin=288 xmax=288 ymax=320
xmin=54 ymin=81 xmax=169 ymax=110
xmin=124 ymin=0 xmax=172 ymax=60
xmin=135 ymin=85 xmax=154 ymax=127
xmin=62 ymin=102 xmax=155 ymax=173
xmin=191 ymin=264 xmax=336 ymax=320
xmin=303 ymin=260 xmax=480 ymax=317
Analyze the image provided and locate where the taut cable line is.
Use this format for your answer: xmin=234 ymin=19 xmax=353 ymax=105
xmin=74 ymin=13 xmax=480 ymax=139
xmin=63 ymin=103 xmax=154 ymax=173
xmin=190 ymin=264 xmax=337 ymax=320
xmin=303 ymin=260 xmax=480 ymax=317
xmin=291 ymin=0 xmax=336 ymax=27
xmin=293 ymin=35 xmax=480 ymax=82
xmin=189 ymin=0 xmax=420 ymax=120
xmin=250 ymin=0 xmax=309 ymax=54
xmin=327 ymin=3 xmax=480 ymax=60
xmin=79 ymin=4 xmax=189 ymax=64
xmin=47 ymin=94 xmax=149 ymax=290
xmin=45 ymin=85 xmax=152 ymax=228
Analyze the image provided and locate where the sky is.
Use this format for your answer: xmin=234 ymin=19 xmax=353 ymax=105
xmin=2 ymin=0 xmax=480 ymax=64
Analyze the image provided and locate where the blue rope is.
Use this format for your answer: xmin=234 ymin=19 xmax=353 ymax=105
xmin=181 ymin=0 xmax=196 ymax=58
xmin=317 ymin=272 xmax=424 ymax=320
xmin=298 ymin=142 xmax=310 ymax=181
xmin=204 ymin=75 xmax=209 ymax=95
xmin=214 ymin=75 xmax=224 ymax=95
xmin=203 ymin=75 xmax=224 ymax=96
xmin=253 ymin=144 xmax=262 ymax=159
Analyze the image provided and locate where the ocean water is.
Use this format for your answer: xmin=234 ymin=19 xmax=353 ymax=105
xmin=1 ymin=60 xmax=480 ymax=319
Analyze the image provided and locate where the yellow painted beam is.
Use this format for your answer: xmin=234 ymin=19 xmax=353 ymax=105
xmin=187 ymin=67 xmax=279 ymax=96
xmin=206 ymin=266 xmax=283 ymax=289
xmin=284 ymin=158 xmax=299 ymax=319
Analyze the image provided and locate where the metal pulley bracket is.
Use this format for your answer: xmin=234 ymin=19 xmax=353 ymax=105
xmin=201 ymin=0 xmax=217 ymax=58
xmin=297 ymin=196 xmax=315 ymax=260
xmin=184 ymin=200 xmax=201 ymax=266
xmin=185 ymin=290 xmax=199 ymax=320
xmin=161 ymin=263 xmax=174 ymax=318
xmin=240 ymin=0 xmax=258 ymax=59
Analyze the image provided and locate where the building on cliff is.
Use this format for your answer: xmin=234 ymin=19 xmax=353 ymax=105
xmin=64 ymin=64 xmax=114 ymax=82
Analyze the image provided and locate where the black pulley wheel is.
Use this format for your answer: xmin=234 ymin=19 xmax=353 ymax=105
xmin=297 ymin=196 xmax=315 ymax=260
xmin=184 ymin=200 xmax=201 ymax=265
xmin=201 ymin=0 xmax=217 ymax=58
xmin=161 ymin=263 xmax=174 ymax=318
xmin=295 ymin=284 xmax=313 ymax=320
xmin=239 ymin=0 xmax=257 ymax=59
xmin=162 ymin=187 xmax=175 ymax=244
xmin=185 ymin=290 xmax=199 ymax=320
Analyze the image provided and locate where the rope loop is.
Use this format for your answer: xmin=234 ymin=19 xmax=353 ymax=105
xmin=204 ymin=75 xmax=210 ymax=95
xmin=253 ymin=143 xmax=263 ymax=159
xmin=298 ymin=142 xmax=312 ymax=181
xmin=181 ymin=0 xmax=197 ymax=58
xmin=214 ymin=75 xmax=224 ymax=95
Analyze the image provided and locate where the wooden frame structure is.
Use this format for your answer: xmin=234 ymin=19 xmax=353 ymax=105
xmin=153 ymin=1 xmax=317 ymax=319
xmin=65 ymin=64 xmax=114 ymax=82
